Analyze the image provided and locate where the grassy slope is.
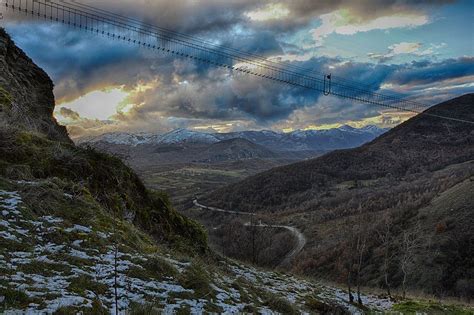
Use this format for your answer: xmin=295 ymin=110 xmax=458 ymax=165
xmin=0 ymin=177 xmax=386 ymax=314
xmin=0 ymin=129 xmax=207 ymax=252
xmin=0 ymin=125 xmax=386 ymax=313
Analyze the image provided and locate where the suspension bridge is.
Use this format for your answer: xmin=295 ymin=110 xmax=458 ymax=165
xmin=1 ymin=0 xmax=472 ymax=125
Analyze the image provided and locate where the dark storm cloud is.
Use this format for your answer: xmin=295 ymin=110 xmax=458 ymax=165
xmin=284 ymin=0 xmax=455 ymax=19
xmin=117 ymin=55 xmax=404 ymax=126
xmin=56 ymin=0 xmax=456 ymax=35
xmin=387 ymin=57 xmax=474 ymax=86
xmin=2 ymin=0 xmax=469 ymax=135
xmin=123 ymin=66 xmax=317 ymax=123
xmin=5 ymin=24 xmax=143 ymax=101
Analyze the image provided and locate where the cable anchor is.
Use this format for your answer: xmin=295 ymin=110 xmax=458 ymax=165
xmin=323 ymin=73 xmax=332 ymax=96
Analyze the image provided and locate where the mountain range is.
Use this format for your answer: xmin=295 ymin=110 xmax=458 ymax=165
xmin=77 ymin=125 xmax=388 ymax=152
xmin=77 ymin=125 xmax=387 ymax=206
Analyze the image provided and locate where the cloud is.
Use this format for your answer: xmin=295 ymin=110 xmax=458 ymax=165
xmin=246 ymin=3 xmax=290 ymax=22
xmin=387 ymin=57 xmax=474 ymax=86
xmin=55 ymin=106 xmax=115 ymax=138
xmin=51 ymin=51 xmax=474 ymax=137
xmin=368 ymin=42 xmax=447 ymax=62
xmin=2 ymin=0 xmax=469 ymax=137
xmin=311 ymin=11 xmax=428 ymax=47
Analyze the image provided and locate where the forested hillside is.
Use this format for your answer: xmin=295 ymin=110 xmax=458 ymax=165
xmin=203 ymin=94 xmax=474 ymax=297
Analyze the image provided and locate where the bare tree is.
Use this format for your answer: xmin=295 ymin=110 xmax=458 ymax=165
xmin=248 ymin=215 xmax=267 ymax=265
xmin=400 ymin=224 xmax=422 ymax=299
xmin=354 ymin=208 xmax=370 ymax=305
xmin=376 ymin=213 xmax=395 ymax=297
xmin=338 ymin=217 xmax=356 ymax=303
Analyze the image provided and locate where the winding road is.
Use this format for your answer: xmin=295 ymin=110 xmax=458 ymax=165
xmin=193 ymin=199 xmax=306 ymax=267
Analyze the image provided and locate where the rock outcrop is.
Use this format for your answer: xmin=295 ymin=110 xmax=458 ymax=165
xmin=0 ymin=28 xmax=70 ymax=143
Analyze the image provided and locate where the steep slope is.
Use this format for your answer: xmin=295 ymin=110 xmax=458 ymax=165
xmin=3 ymin=183 xmax=393 ymax=314
xmin=205 ymin=94 xmax=474 ymax=213
xmin=203 ymin=94 xmax=474 ymax=296
xmin=0 ymin=28 xmax=69 ymax=143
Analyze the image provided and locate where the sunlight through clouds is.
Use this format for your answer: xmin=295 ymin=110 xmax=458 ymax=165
xmin=245 ymin=3 xmax=290 ymax=22
xmin=56 ymin=88 xmax=129 ymax=121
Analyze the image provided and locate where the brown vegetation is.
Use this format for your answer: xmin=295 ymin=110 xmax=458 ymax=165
xmin=203 ymin=94 xmax=474 ymax=299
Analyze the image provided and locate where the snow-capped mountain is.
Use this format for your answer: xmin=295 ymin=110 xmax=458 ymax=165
xmin=215 ymin=125 xmax=388 ymax=151
xmin=79 ymin=132 xmax=153 ymax=146
xmin=157 ymin=128 xmax=220 ymax=144
xmin=78 ymin=128 xmax=220 ymax=146
xmin=77 ymin=125 xmax=388 ymax=151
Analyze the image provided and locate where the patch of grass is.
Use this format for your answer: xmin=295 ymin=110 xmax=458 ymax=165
xmin=142 ymin=255 xmax=178 ymax=279
xmin=306 ymin=296 xmax=350 ymax=314
xmin=0 ymin=237 xmax=33 ymax=254
xmin=127 ymin=257 xmax=178 ymax=281
xmin=0 ymin=86 xmax=12 ymax=112
xmin=392 ymin=300 xmax=473 ymax=315
xmin=40 ymin=228 xmax=74 ymax=246
xmin=179 ymin=261 xmax=215 ymax=298
xmin=230 ymin=277 xmax=252 ymax=303
xmin=52 ymin=299 xmax=108 ymax=315
xmin=128 ymin=301 xmax=163 ymax=314
xmin=18 ymin=261 xmax=71 ymax=276
xmin=204 ymin=302 xmax=222 ymax=313
xmin=176 ymin=304 xmax=192 ymax=315
xmin=242 ymin=304 xmax=257 ymax=313
xmin=168 ymin=291 xmax=195 ymax=300
xmin=126 ymin=266 xmax=153 ymax=281
xmin=67 ymin=275 xmax=108 ymax=296
xmin=0 ymin=268 xmax=13 ymax=277
xmin=48 ymin=252 xmax=93 ymax=267
xmin=0 ymin=288 xmax=38 ymax=310
xmin=127 ymin=255 xmax=177 ymax=281
xmin=264 ymin=295 xmax=298 ymax=315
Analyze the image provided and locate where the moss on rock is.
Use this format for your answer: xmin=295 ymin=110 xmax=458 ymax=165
xmin=0 ymin=85 xmax=12 ymax=112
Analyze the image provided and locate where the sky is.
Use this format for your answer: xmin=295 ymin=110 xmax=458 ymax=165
xmin=1 ymin=0 xmax=473 ymax=137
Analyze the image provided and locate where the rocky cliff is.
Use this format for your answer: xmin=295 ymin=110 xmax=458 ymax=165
xmin=0 ymin=28 xmax=70 ymax=143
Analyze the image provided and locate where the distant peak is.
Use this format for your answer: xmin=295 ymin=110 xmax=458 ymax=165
xmin=158 ymin=128 xmax=219 ymax=144
xmin=338 ymin=125 xmax=356 ymax=131
xmin=361 ymin=125 xmax=381 ymax=130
